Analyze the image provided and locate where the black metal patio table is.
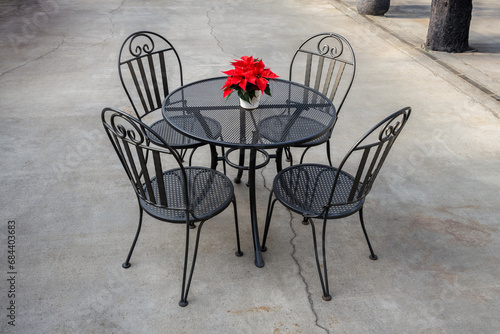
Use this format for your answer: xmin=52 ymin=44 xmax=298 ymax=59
xmin=162 ymin=76 xmax=336 ymax=268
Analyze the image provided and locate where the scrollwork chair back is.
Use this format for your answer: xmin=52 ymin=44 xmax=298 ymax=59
xmin=119 ymin=31 xmax=183 ymax=119
xmin=117 ymin=31 xmax=214 ymax=165
xmin=290 ymin=33 xmax=356 ymax=116
xmin=329 ymin=107 xmax=411 ymax=207
xmin=285 ymin=33 xmax=356 ymax=166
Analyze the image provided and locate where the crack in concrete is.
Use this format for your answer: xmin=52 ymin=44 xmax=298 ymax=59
xmin=206 ymin=6 xmax=237 ymax=58
xmin=260 ymin=165 xmax=330 ymax=334
xmin=260 ymin=166 xmax=271 ymax=192
xmin=108 ymin=0 xmax=126 ymax=37
xmin=0 ymin=34 xmax=65 ymax=77
xmin=288 ymin=214 xmax=330 ymax=334
xmin=87 ymin=0 xmax=125 ymax=52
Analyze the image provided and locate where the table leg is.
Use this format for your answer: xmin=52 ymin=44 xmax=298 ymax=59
xmin=248 ymin=148 xmax=264 ymax=268
xmin=209 ymin=144 xmax=218 ymax=170
xmin=275 ymin=147 xmax=283 ymax=172
xmin=233 ymin=149 xmax=245 ymax=184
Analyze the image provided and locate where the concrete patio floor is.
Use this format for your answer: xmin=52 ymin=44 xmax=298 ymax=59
xmin=1 ymin=0 xmax=499 ymax=333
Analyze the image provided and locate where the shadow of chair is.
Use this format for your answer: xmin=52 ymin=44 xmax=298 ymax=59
xmin=261 ymin=107 xmax=411 ymax=300
xmin=101 ymin=107 xmax=243 ymax=306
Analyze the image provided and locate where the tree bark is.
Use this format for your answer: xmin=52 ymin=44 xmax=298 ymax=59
xmin=425 ymin=0 xmax=473 ymax=53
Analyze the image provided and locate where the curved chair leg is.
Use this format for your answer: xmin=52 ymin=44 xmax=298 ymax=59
xmin=299 ymin=141 xmax=333 ymax=166
xmin=220 ymin=147 xmax=227 ymax=175
xmin=122 ymin=207 xmax=144 ymax=269
xmin=179 ymin=148 xmax=189 ymax=163
xmin=302 ymin=216 xmax=310 ymax=225
xmin=325 ymin=140 xmax=333 ymax=167
xmin=232 ymin=197 xmax=244 ymax=257
xmin=189 ymin=146 xmax=224 ymax=170
xmin=359 ymin=208 xmax=378 ymax=260
xmin=179 ymin=220 xmax=205 ymax=307
xmin=284 ymin=146 xmax=293 ymax=163
xmin=310 ymin=218 xmax=332 ymax=301
xmin=275 ymin=148 xmax=283 ymax=173
xmin=187 ymin=147 xmax=198 ymax=166
xmin=299 ymin=146 xmax=312 ymax=164
xmin=261 ymin=191 xmax=278 ymax=252
xmin=275 ymin=147 xmax=293 ymax=173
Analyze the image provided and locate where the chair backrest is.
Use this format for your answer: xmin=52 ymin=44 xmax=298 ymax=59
xmin=290 ymin=33 xmax=355 ymax=115
xmin=119 ymin=31 xmax=183 ymax=120
xmin=328 ymin=107 xmax=411 ymax=209
xmin=102 ymin=107 xmax=189 ymax=214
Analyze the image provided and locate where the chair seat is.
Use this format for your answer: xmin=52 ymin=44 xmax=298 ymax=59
xmin=257 ymin=115 xmax=331 ymax=146
xmin=148 ymin=115 xmax=222 ymax=148
xmin=273 ymin=163 xmax=364 ymax=219
xmin=139 ymin=167 xmax=234 ymax=223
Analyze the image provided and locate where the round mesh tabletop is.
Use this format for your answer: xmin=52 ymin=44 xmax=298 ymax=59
xmin=162 ymin=77 xmax=336 ymax=149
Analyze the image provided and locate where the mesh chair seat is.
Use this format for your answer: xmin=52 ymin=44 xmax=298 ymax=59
xmin=149 ymin=115 xmax=222 ymax=148
xmin=257 ymin=115 xmax=331 ymax=146
xmin=293 ymin=131 xmax=331 ymax=147
xmin=139 ymin=167 xmax=234 ymax=222
xmin=273 ymin=164 xmax=363 ymax=219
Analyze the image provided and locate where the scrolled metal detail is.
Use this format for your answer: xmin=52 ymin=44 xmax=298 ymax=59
xmin=114 ymin=123 xmax=127 ymax=138
xmin=379 ymin=115 xmax=405 ymax=142
xmin=128 ymin=33 xmax=155 ymax=57
xmin=110 ymin=113 xmax=146 ymax=145
xmin=316 ymin=35 xmax=344 ymax=59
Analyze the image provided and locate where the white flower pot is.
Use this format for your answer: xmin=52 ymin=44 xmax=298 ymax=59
xmin=239 ymin=90 xmax=262 ymax=109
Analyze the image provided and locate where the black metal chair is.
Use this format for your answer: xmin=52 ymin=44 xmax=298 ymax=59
xmin=102 ymin=107 xmax=243 ymax=307
xmin=261 ymin=107 xmax=411 ymax=300
xmin=234 ymin=33 xmax=355 ymax=186
xmin=282 ymin=32 xmax=356 ymax=167
xmin=118 ymin=31 xmax=223 ymax=169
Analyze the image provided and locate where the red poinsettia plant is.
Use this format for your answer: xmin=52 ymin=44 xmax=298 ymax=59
xmin=221 ymin=56 xmax=279 ymax=103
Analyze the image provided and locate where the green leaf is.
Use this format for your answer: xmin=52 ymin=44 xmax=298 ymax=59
xmin=264 ymin=85 xmax=271 ymax=96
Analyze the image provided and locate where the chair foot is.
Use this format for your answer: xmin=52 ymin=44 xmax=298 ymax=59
xmin=261 ymin=245 xmax=267 ymax=252
xmin=235 ymin=250 xmax=244 ymax=257
xmin=179 ymin=300 xmax=188 ymax=307
xmin=189 ymin=223 xmax=196 ymax=229
xmin=302 ymin=217 xmax=309 ymax=225
xmin=322 ymin=294 xmax=332 ymax=301
xmin=369 ymin=254 xmax=378 ymax=260
xmin=122 ymin=262 xmax=131 ymax=269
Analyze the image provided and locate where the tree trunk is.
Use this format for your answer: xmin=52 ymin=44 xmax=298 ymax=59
xmin=425 ymin=0 xmax=473 ymax=53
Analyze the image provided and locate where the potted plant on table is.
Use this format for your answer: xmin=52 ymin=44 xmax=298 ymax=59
xmin=221 ymin=56 xmax=279 ymax=109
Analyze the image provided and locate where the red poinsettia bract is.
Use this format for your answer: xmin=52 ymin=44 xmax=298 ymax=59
xmin=221 ymin=56 xmax=279 ymax=102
